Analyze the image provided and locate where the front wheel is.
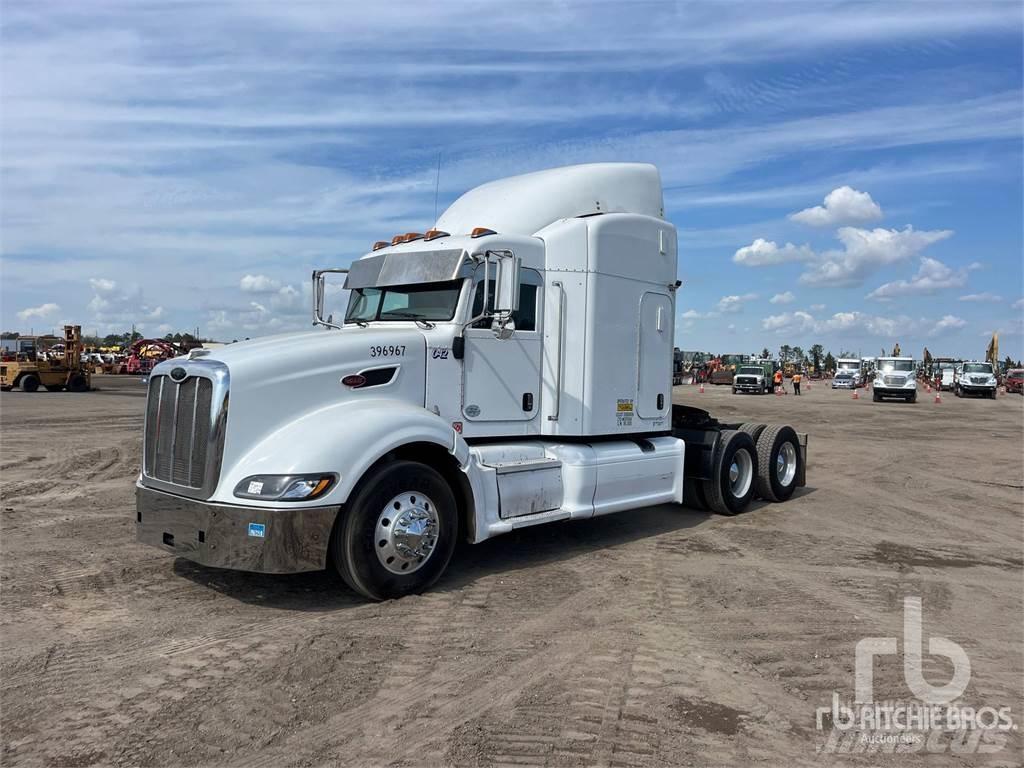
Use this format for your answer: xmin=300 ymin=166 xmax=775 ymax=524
xmin=331 ymin=460 xmax=457 ymax=601
xmin=67 ymin=374 xmax=89 ymax=392
xmin=702 ymin=430 xmax=758 ymax=516
xmin=20 ymin=375 xmax=40 ymax=393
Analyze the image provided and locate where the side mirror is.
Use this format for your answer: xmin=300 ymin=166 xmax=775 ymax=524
xmin=493 ymin=252 xmax=521 ymax=314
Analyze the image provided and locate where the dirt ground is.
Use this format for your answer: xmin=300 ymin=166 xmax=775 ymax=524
xmin=2 ymin=375 xmax=1022 ymax=767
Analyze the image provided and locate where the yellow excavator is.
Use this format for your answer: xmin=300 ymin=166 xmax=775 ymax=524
xmin=0 ymin=325 xmax=92 ymax=392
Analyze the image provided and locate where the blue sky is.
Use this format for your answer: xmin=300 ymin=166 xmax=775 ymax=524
xmin=2 ymin=1 xmax=1022 ymax=359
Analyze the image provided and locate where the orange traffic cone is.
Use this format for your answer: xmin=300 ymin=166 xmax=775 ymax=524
xmin=699 ymin=383 xmax=705 ymax=393
xmin=925 ymin=383 xmax=931 ymax=393
xmin=775 ymin=386 xmax=782 ymax=397
xmin=852 ymin=389 xmax=859 ymax=400
xmin=934 ymin=391 xmax=941 ymax=403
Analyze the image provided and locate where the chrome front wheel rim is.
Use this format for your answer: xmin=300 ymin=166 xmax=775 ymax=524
xmin=776 ymin=442 xmax=798 ymax=487
xmin=375 ymin=492 xmax=439 ymax=575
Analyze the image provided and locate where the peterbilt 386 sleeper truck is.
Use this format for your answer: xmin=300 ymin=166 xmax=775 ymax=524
xmin=136 ymin=163 xmax=806 ymax=600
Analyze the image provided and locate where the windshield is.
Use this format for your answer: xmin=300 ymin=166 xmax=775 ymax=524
xmin=838 ymin=361 xmax=858 ymax=370
xmin=879 ymin=359 xmax=914 ymax=372
xmin=938 ymin=362 xmax=956 ymax=370
xmin=738 ymin=367 xmax=763 ymax=375
xmin=1009 ymin=370 xmax=1024 ymax=378
xmin=964 ymin=363 xmax=992 ymax=374
xmin=346 ymin=281 xmax=463 ymax=323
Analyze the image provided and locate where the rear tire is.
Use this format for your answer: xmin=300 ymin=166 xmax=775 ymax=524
xmin=738 ymin=422 xmax=767 ymax=442
xmin=702 ymin=430 xmax=757 ymax=516
xmin=873 ymin=391 xmax=880 ymax=402
xmin=330 ymin=460 xmax=457 ymax=601
xmin=67 ymin=374 xmax=89 ymax=392
xmin=20 ymin=375 xmax=39 ymax=393
xmin=754 ymin=425 xmax=802 ymax=503
xmin=909 ymin=392 xmax=917 ymax=403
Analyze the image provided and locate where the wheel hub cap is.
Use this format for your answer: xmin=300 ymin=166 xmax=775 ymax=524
xmin=776 ymin=442 xmax=797 ymax=487
xmin=375 ymin=492 xmax=439 ymax=575
xmin=728 ymin=449 xmax=753 ymax=498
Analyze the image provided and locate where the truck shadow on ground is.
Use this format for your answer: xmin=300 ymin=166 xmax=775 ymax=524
xmin=171 ymin=503 xmax=716 ymax=611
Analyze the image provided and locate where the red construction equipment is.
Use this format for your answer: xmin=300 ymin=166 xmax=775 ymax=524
xmin=125 ymin=339 xmax=178 ymax=375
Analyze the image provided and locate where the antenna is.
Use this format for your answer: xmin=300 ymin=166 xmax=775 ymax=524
xmin=432 ymin=152 xmax=441 ymax=226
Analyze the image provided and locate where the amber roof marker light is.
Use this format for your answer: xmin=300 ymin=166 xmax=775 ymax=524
xmin=471 ymin=227 xmax=497 ymax=238
xmin=372 ymin=241 xmax=389 ymax=251
xmin=423 ymin=229 xmax=450 ymax=241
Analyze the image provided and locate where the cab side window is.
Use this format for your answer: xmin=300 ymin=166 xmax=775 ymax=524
xmin=470 ymin=280 xmax=538 ymax=331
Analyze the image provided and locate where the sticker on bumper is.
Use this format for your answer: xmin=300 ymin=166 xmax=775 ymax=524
xmin=247 ymin=523 xmax=266 ymax=538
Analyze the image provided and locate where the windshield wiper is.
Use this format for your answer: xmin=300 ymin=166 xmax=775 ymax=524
xmin=380 ymin=311 xmax=435 ymax=329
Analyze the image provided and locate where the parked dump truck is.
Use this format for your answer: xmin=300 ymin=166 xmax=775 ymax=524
xmin=136 ymin=163 xmax=808 ymax=600
xmin=0 ymin=325 xmax=91 ymax=392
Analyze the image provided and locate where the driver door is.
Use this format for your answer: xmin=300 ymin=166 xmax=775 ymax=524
xmin=462 ymin=268 xmax=542 ymax=426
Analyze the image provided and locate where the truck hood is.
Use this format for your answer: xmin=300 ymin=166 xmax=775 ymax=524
xmin=163 ymin=327 xmax=429 ymax=478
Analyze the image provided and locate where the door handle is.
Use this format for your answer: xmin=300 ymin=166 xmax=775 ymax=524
xmin=522 ymin=392 xmax=534 ymax=412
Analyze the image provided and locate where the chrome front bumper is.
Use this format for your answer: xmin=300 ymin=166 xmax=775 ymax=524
xmin=136 ymin=484 xmax=338 ymax=573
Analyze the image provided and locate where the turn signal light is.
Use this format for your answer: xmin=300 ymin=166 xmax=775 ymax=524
xmin=341 ymin=374 xmax=366 ymax=387
xmin=424 ymin=229 xmax=450 ymax=241
xmin=471 ymin=227 xmax=496 ymax=238
xmin=372 ymin=241 xmax=389 ymax=251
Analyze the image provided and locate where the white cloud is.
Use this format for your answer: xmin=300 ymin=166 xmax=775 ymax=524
xmin=810 ymin=303 xmax=826 ymax=311
xmin=770 ymin=291 xmax=795 ymax=304
xmin=958 ymin=292 xmax=1002 ymax=302
xmin=240 ymin=274 xmax=283 ymax=293
xmin=790 ymin=186 xmax=883 ymax=228
xmin=1011 ymin=298 xmax=1024 ymax=310
xmin=761 ymin=308 xmax=918 ymax=337
xmin=929 ymin=314 xmax=967 ymax=336
xmin=733 ymin=238 xmax=814 ymax=267
xmin=799 ymin=226 xmax=953 ymax=287
xmin=89 ymin=277 xmax=116 ymax=292
xmin=680 ymin=309 xmax=706 ymax=319
xmin=17 ymin=302 xmax=61 ymax=321
xmin=866 ymin=257 xmax=971 ymax=299
xmin=717 ymin=293 xmax=758 ymax=313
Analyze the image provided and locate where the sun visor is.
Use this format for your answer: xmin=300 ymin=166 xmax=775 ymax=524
xmin=344 ymin=249 xmax=470 ymax=290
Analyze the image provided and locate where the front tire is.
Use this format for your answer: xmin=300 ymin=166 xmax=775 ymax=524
xmin=702 ymin=430 xmax=757 ymax=515
xmin=67 ymin=374 xmax=89 ymax=392
xmin=754 ymin=425 xmax=802 ymax=502
xmin=20 ymin=375 xmax=40 ymax=393
xmin=331 ymin=460 xmax=457 ymax=601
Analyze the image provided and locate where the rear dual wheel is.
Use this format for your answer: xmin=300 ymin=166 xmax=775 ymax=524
xmin=753 ymin=425 xmax=801 ymax=503
xmin=702 ymin=430 xmax=757 ymax=516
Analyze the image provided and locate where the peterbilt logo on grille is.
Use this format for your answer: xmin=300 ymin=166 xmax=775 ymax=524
xmin=170 ymin=367 xmax=188 ymax=382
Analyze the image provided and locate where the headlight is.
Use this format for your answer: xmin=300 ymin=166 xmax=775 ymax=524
xmin=234 ymin=474 xmax=337 ymax=501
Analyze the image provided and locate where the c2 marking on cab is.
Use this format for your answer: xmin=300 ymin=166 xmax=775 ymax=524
xmin=431 ymin=348 xmax=450 ymax=360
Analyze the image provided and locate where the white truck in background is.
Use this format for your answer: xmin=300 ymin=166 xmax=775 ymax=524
xmin=836 ymin=358 xmax=863 ymax=388
xmin=135 ymin=164 xmax=807 ymax=601
xmin=872 ymin=357 xmax=918 ymax=402
xmin=954 ymin=361 xmax=998 ymax=398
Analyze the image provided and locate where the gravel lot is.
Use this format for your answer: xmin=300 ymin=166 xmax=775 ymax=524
xmin=2 ymin=375 xmax=1022 ymax=767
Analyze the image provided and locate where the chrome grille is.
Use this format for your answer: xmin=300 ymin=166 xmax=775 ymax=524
xmin=970 ymin=375 xmax=987 ymax=384
xmin=145 ymin=374 xmax=216 ymax=489
xmin=736 ymin=376 xmax=757 ymax=385
xmin=883 ymin=374 xmax=906 ymax=387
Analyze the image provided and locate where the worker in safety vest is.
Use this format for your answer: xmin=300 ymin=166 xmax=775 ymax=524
xmin=793 ymin=370 xmax=802 ymax=395
xmin=773 ymin=369 xmax=784 ymax=393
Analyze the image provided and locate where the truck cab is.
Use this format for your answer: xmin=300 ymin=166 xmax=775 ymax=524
xmin=836 ymin=358 xmax=862 ymax=388
xmin=732 ymin=362 xmax=773 ymax=394
xmin=872 ymin=357 xmax=917 ymax=402
xmin=135 ymin=164 xmax=807 ymax=600
xmin=954 ymin=361 xmax=997 ymax=398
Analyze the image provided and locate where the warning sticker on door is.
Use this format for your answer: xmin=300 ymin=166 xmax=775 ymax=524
xmin=616 ymin=398 xmax=634 ymax=426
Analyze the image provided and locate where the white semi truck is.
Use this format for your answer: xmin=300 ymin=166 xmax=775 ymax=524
xmin=872 ymin=356 xmax=918 ymax=402
xmin=136 ymin=164 xmax=806 ymax=600
xmin=836 ymin=358 xmax=863 ymax=387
